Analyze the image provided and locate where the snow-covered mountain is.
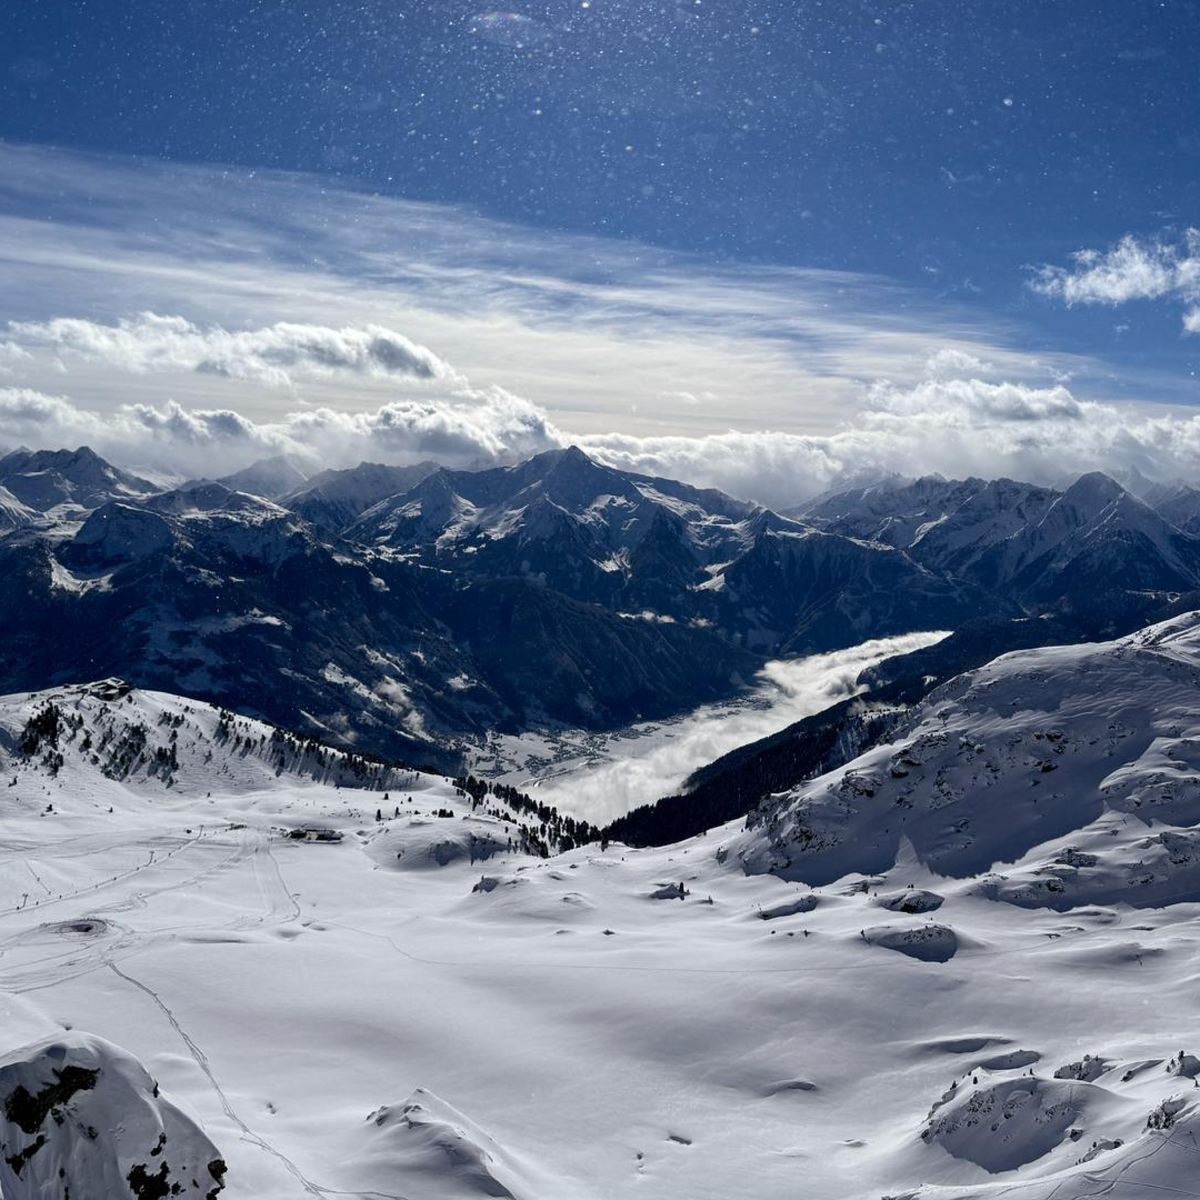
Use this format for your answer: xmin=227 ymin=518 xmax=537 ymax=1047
xmin=0 ymin=446 xmax=156 ymax=518
xmin=0 ymin=491 xmax=758 ymax=769
xmin=4 ymin=444 xmax=1200 ymax=771
xmin=283 ymin=459 xmax=440 ymax=532
xmin=1146 ymin=481 xmax=1200 ymax=536
xmin=735 ymin=609 xmax=1200 ymax=901
xmin=804 ymin=469 xmax=1200 ymax=617
xmin=0 ymin=447 xmax=988 ymax=766
xmin=215 ymin=453 xmax=310 ymax=499
xmin=342 ymin=447 xmax=993 ymax=649
xmin=8 ymin=626 xmax=1200 ymax=1198
xmin=178 ymin=454 xmax=311 ymax=501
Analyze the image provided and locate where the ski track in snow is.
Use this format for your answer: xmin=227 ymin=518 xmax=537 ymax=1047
xmin=8 ymin=634 xmax=1200 ymax=1198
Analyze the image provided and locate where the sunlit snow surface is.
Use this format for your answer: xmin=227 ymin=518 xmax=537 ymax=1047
xmin=467 ymin=630 xmax=948 ymax=823
xmin=9 ymin=622 xmax=1200 ymax=1197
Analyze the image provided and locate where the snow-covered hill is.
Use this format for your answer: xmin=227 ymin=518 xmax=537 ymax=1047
xmin=733 ymin=610 xmax=1200 ymax=900
xmin=7 ymin=656 xmax=1200 ymax=1198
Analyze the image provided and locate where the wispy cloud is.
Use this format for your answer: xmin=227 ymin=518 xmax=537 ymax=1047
xmin=1030 ymin=229 xmax=1200 ymax=331
xmin=0 ymin=141 xmax=1106 ymax=444
xmin=3 ymin=144 xmax=1200 ymax=505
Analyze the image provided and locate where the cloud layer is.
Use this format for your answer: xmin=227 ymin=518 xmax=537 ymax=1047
xmin=0 ymin=385 xmax=556 ymax=480
xmin=6 ymin=348 xmax=1200 ymax=507
xmin=1 ymin=147 xmax=1198 ymax=507
xmin=4 ymin=140 xmax=1141 ymax=448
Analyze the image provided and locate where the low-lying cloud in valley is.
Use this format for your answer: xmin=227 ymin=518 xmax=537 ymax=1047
xmin=493 ymin=632 xmax=950 ymax=825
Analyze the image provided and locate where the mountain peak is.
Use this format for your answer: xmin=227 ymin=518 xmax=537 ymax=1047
xmin=1063 ymin=470 xmax=1126 ymax=508
xmin=217 ymin=453 xmax=310 ymax=499
xmin=0 ymin=444 xmax=155 ymax=512
xmin=520 ymin=445 xmax=598 ymax=475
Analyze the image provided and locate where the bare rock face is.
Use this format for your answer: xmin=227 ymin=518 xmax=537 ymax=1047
xmin=0 ymin=1032 xmax=226 ymax=1200
xmin=876 ymin=888 xmax=943 ymax=914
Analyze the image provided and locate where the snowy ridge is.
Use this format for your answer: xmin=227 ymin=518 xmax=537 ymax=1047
xmin=0 ymin=446 xmax=156 ymax=519
xmin=735 ymin=610 xmax=1200 ymax=897
xmin=0 ymin=679 xmax=419 ymax=797
xmin=804 ymin=468 xmax=1200 ymax=604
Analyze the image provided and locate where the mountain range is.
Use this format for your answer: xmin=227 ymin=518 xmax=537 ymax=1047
xmin=3 ymin=443 xmax=1200 ymax=772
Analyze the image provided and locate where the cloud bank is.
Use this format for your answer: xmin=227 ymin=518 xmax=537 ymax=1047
xmin=5 ymin=346 xmax=1200 ymax=506
xmin=0 ymin=385 xmax=555 ymax=480
xmin=514 ymin=632 xmax=950 ymax=823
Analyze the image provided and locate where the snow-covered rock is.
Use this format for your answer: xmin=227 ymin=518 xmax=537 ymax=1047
xmin=358 ymin=1089 xmax=539 ymax=1199
xmin=865 ymin=923 xmax=959 ymax=962
xmin=0 ymin=1032 xmax=226 ymax=1199
xmin=919 ymin=1075 xmax=1099 ymax=1172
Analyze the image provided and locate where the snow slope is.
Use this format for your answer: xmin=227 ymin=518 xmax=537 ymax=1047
xmin=6 ymin=656 xmax=1200 ymax=1198
xmin=734 ymin=610 xmax=1200 ymax=899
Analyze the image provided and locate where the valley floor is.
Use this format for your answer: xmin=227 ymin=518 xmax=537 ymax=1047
xmin=4 ymin=757 xmax=1200 ymax=1198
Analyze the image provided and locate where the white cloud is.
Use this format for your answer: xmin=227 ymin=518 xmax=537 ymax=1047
xmin=3 ymin=314 xmax=455 ymax=388
xmin=0 ymin=386 xmax=559 ymax=479
xmin=0 ymin=141 xmax=1135 ymax=446
xmin=0 ymin=342 xmax=31 ymax=376
xmin=1031 ymin=229 xmax=1200 ymax=331
xmin=0 ymin=387 xmax=107 ymax=442
xmin=7 ymin=350 xmax=1200 ymax=508
xmin=922 ymin=347 xmax=993 ymax=380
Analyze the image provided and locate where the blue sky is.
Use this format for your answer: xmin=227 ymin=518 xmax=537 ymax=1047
xmin=1 ymin=2 xmax=1199 ymax=500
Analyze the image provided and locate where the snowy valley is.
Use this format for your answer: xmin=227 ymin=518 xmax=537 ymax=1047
xmin=8 ymin=611 xmax=1200 ymax=1196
